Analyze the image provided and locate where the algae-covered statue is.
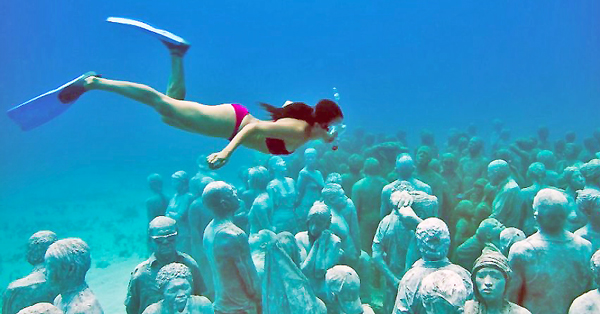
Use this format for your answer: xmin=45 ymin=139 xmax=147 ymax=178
xmin=392 ymin=218 xmax=473 ymax=314
xmin=126 ymin=216 xmax=205 ymax=314
xmin=325 ymin=266 xmax=375 ymax=314
xmin=142 ymin=263 xmax=213 ymax=314
xmin=247 ymin=166 xmax=274 ymax=234
xmin=267 ymin=156 xmax=298 ymax=234
xmin=420 ymin=270 xmax=469 ymax=314
xmin=167 ymin=170 xmax=194 ymax=254
xmin=381 ymin=154 xmax=432 ymax=218
xmin=45 ymin=238 xmax=103 ymax=314
xmin=296 ymin=202 xmax=343 ymax=298
xmin=321 ymin=183 xmax=361 ymax=263
xmin=569 ymin=249 xmax=600 ymax=314
xmin=203 ymin=181 xmax=261 ymax=314
xmin=459 ymin=137 xmax=488 ymax=191
xmin=453 ymin=218 xmax=505 ymax=270
xmin=3 ymin=231 xmax=59 ymax=314
xmin=296 ymin=148 xmax=325 ymax=226
xmin=498 ymin=227 xmax=525 ymax=257
xmin=464 ymin=246 xmax=531 ymax=314
xmin=146 ymin=173 xmax=169 ymax=224
xmin=508 ymin=188 xmax=593 ymax=314
xmin=575 ymin=189 xmax=600 ymax=252
xmin=487 ymin=160 xmax=522 ymax=229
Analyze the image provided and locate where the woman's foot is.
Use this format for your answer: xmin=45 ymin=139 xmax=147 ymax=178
xmin=162 ymin=40 xmax=190 ymax=57
xmin=58 ymin=71 xmax=99 ymax=104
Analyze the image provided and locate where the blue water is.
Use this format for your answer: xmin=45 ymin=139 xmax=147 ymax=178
xmin=0 ymin=0 xmax=599 ymax=311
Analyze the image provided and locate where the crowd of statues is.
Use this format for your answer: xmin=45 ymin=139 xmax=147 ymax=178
xmin=4 ymin=124 xmax=600 ymax=314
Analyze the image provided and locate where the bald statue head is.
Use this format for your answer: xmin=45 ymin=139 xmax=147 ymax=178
xmin=27 ymin=230 xmax=57 ymax=266
xmin=533 ymin=188 xmax=569 ymax=234
xmin=415 ymin=218 xmax=451 ymax=261
xmin=395 ymin=153 xmax=416 ymax=179
xmin=488 ymin=160 xmax=510 ymax=186
xmin=16 ymin=303 xmax=62 ymax=314
xmin=202 ymin=181 xmax=240 ymax=218
xmin=148 ymin=216 xmax=179 ymax=260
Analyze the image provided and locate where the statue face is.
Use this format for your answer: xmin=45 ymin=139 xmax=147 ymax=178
xmin=416 ymin=147 xmax=432 ymax=168
xmin=308 ymin=216 xmax=329 ymax=238
xmin=274 ymin=159 xmax=287 ymax=174
xmin=163 ymin=278 xmax=192 ymax=312
xmin=150 ymin=226 xmax=178 ymax=258
xmin=305 ymin=150 xmax=317 ymax=167
xmin=468 ymin=138 xmax=482 ymax=155
xmin=475 ymin=267 xmax=506 ymax=303
xmin=570 ymin=170 xmax=586 ymax=190
xmin=334 ymin=283 xmax=362 ymax=314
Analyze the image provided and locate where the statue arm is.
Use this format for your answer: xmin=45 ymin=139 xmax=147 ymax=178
xmin=219 ymin=231 xmax=261 ymax=301
xmin=124 ymin=272 xmax=140 ymax=314
xmin=347 ymin=201 xmax=362 ymax=255
xmin=372 ymin=220 xmax=400 ymax=288
xmin=380 ymin=186 xmax=391 ymax=219
xmin=296 ymin=171 xmax=307 ymax=203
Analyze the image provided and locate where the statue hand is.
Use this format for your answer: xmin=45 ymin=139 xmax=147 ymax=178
xmin=207 ymin=151 xmax=230 ymax=169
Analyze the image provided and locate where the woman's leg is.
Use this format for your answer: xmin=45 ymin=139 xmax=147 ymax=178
xmin=166 ymin=54 xmax=186 ymax=100
xmin=84 ymin=76 xmax=235 ymax=138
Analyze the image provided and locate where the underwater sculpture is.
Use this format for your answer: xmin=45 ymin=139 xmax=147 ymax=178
xmin=202 ymin=181 xmax=261 ymax=314
xmin=518 ymin=162 xmax=547 ymax=235
xmin=487 ymin=160 xmax=522 ymax=229
xmin=142 ymin=263 xmax=213 ymax=314
xmin=351 ymin=157 xmax=388 ymax=255
xmin=419 ymin=270 xmax=469 ymax=314
xmin=247 ymin=166 xmax=274 ymax=234
xmin=126 ymin=216 xmax=204 ymax=314
xmin=321 ymin=183 xmax=361 ymax=263
xmin=459 ymin=137 xmax=488 ymax=192
xmin=267 ymin=156 xmax=299 ymax=234
xmin=146 ymin=173 xmax=169 ymax=225
xmin=380 ymin=153 xmax=432 ymax=218
xmin=569 ymin=249 xmax=600 ymax=314
xmin=575 ymin=189 xmax=600 ymax=252
xmin=166 ymin=170 xmax=194 ymax=254
xmin=562 ymin=166 xmax=587 ymax=231
xmin=392 ymin=217 xmax=473 ymax=314
xmin=15 ymin=303 xmax=62 ymax=314
xmin=45 ymin=238 xmax=103 ymax=314
xmin=498 ymin=227 xmax=525 ymax=257
xmin=249 ymin=229 xmax=277 ymax=281
xmin=464 ymin=247 xmax=531 ymax=314
xmin=414 ymin=146 xmax=450 ymax=222
xmin=296 ymin=148 xmax=325 ymax=227
xmin=325 ymin=266 xmax=375 ymax=314
xmin=3 ymin=231 xmax=59 ymax=314
xmin=263 ymin=232 xmax=327 ymax=314
xmin=453 ymin=218 xmax=505 ymax=271
xmin=507 ymin=188 xmax=593 ymax=314
xmin=536 ymin=150 xmax=559 ymax=186
xmin=295 ymin=202 xmax=343 ymax=298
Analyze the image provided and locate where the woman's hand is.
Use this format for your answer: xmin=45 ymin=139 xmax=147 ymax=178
xmin=207 ymin=150 xmax=231 ymax=169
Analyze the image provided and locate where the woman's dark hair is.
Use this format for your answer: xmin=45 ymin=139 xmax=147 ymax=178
xmin=260 ymin=99 xmax=343 ymax=126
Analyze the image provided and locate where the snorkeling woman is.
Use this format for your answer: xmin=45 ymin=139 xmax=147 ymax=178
xmin=7 ymin=18 xmax=344 ymax=170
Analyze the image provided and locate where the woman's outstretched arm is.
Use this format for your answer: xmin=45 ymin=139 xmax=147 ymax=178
xmin=207 ymin=120 xmax=306 ymax=169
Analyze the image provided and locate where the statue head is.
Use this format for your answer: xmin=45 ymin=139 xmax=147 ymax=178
xmin=304 ymin=148 xmax=318 ymax=167
xmin=15 ymin=303 xmax=62 ymax=314
xmin=472 ymin=246 xmax=511 ymax=304
xmin=27 ymin=231 xmax=57 ymax=266
xmin=307 ymin=202 xmax=332 ymax=238
xmin=202 ymin=181 xmax=240 ymax=218
xmin=147 ymin=173 xmax=163 ymax=193
xmin=325 ymin=265 xmax=363 ymax=314
xmin=487 ymin=160 xmax=510 ymax=186
xmin=577 ymin=189 xmax=600 ymax=228
xmin=171 ymin=171 xmax=189 ymax=193
xmin=468 ymin=137 xmax=484 ymax=156
xmin=475 ymin=218 xmax=505 ymax=247
xmin=420 ymin=270 xmax=468 ymax=314
xmin=537 ymin=126 xmax=549 ymax=141
xmin=492 ymin=119 xmax=504 ymax=132
xmin=533 ymin=188 xmax=569 ymax=234
xmin=441 ymin=153 xmax=457 ymax=173
xmin=536 ymin=150 xmax=556 ymax=170
xmin=581 ymin=159 xmax=600 ymax=184
xmin=156 ymin=263 xmax=193 ymax=312
xmin=321 ymin=183 xmax=347 ymax=208
xmin=148 ymin=216 xmax=179 ymax=260
xmin=268 ymin=156 xmax=287 ymax=176
xmin=44 ymin=238 xmax=91 ymax=291
xmin=395 ymin=153 xmax=416 ymax=179
xmin=326 ymin=172 xmax=343 ymax=185
xmin=454 ymin=200 xmax=475 ymax=219
xmin=348 ymin=154 xmax=364 ymax=174
xmin=416 ymin=146 xmax=433 ymax=169
xmin=415 ymin=218 xmax=451 ymax=261
xmin=248 ymin=166 xmax=269 ymax=191
xmin=499 ymin=228 xmax=525 ymax=256
xmin=562 ymin=166 xmax=586 ymax=190
xmin=591 ymin=250 xmax=600 ymax=286
xmin=565 ymin=131 xmax=577 ymax=143
xmin=190 ymin=176 xmax=215 ymax=197
xmin=526 ymin=162 xmax=546 ymax=185
xmin=363 ymin=157 xmax=381 ymax=176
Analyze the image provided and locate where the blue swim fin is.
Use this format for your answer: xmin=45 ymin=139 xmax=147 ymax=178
xmin=106 ymin=17 xmax=190 ymax=55
xmin=7 ymin=72 xmax=97 ymax=131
